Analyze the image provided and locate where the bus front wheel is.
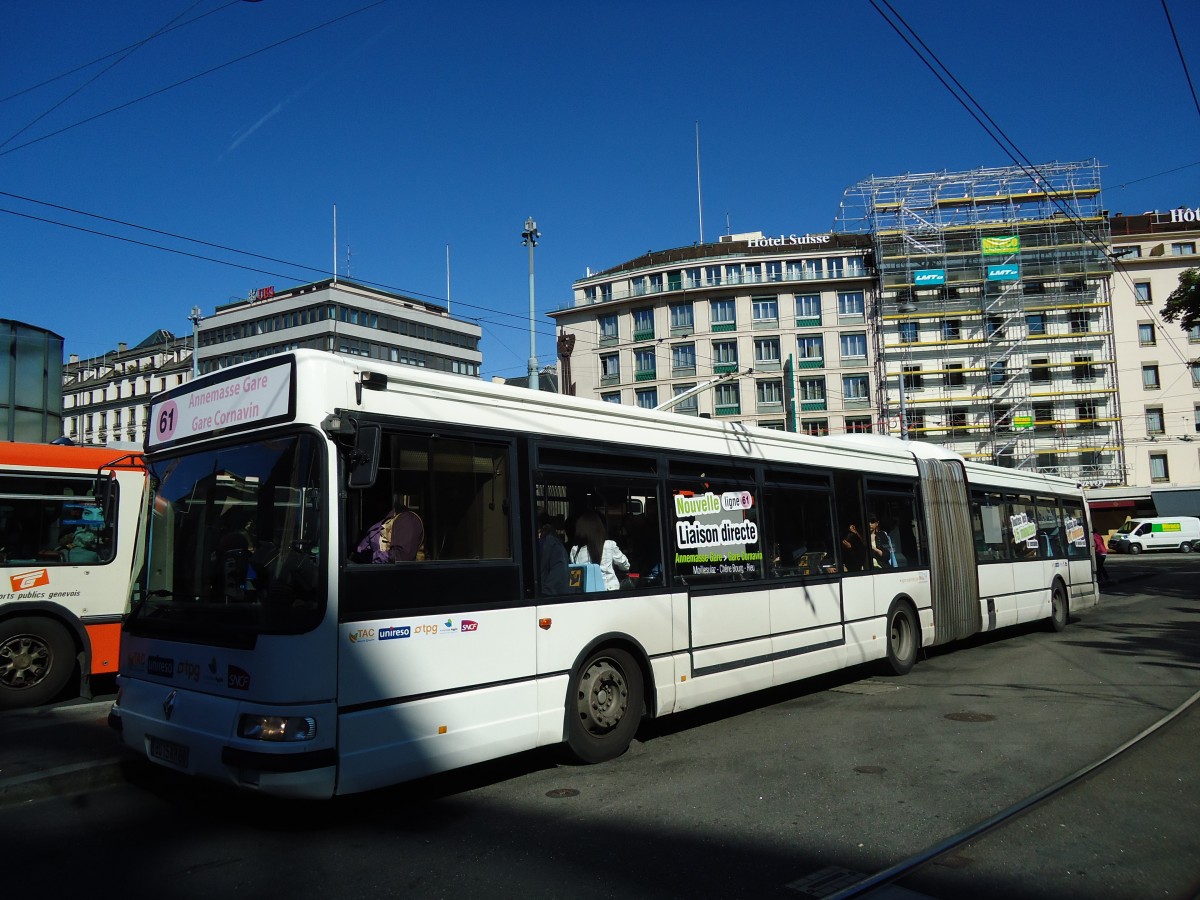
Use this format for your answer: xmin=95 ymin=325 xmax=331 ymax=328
xmin=0 ymin=617 xmax=75 ymax=710
xmin=885 ymin=601 xmax=918 ymax=676
xmin=566 ymin=647 xmax=644 ymax=765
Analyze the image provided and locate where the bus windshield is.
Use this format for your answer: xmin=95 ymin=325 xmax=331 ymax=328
xmin=127 ymin=432 xmax=324 ymax=641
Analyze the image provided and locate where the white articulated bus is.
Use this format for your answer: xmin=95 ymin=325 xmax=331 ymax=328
xmin=111 ymin=350 xmax=1098 ymax=798
xmin=0 ymin=442 xmax=147 ymax=708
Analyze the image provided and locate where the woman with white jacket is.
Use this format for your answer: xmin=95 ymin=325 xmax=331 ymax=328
xmin=569 ymin=509 xmax=631 ymax=591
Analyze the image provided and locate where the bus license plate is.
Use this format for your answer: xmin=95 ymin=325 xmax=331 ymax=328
xmin=149 ymin=735 xmax=190 ymax=769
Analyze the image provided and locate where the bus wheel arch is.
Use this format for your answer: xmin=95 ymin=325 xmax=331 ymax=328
xmin=884 ymin=597 xmax=920 ymax=676
xmin=563 ymin=638 xmax=649 ymax=765
xmin=1048 ymin=578 xmax=1069 ymax=632
xmin=0 ymin=614 xmax=78 ymax=709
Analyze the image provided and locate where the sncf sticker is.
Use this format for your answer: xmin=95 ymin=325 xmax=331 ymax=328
xmin=11 ymin=569 xmax=49 ymax=592
xmin=461 ymin=620 xmax=479 ymax=633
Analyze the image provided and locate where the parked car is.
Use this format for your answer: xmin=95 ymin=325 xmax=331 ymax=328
xmin=1108 ymin=516 xmax=1200 ymax=554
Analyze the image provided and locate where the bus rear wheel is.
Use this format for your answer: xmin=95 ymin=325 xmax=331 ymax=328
xmin=885 ymin=601 xmax=918 ymax=676
xmin=0 ymin=617 xmax=75 ymax=710
xmin=1049 ymin=584 xmax=1069 ymax=633
xmin=566 ymin=647 xmax=644 ymax=765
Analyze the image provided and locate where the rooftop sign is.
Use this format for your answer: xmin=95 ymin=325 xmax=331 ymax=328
xmin=746 ymin=234 xmax=831 ymax=248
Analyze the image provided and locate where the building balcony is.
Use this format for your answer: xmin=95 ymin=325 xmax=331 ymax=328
xmin=633 ymin=329 xmax=655 ymax=342
xmin=715 ymin=404 xmax=741 ymax=416
xmin=635 ymin=370 xmax=657 ymax=382
xmin=712 ymin=322 xmax=736 ymax=333
xmin=713 ymin=363 xmax=738 ymax=374
xmin=800 ymin=399 xmax=828 ymax=412
xmin=797 ymin=358 xmax=823 ymax=369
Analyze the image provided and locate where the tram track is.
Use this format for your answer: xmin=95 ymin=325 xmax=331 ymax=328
xmin=812 ymin=686 xmax=1200 ymax=899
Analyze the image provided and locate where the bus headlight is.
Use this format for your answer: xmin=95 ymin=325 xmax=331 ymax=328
xmin=238 ymin=714 xmax=317 ymax=742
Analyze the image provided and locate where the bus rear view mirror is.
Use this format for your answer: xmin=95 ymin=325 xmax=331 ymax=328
xmin=348 ymin=423 xmax=381 ymax=489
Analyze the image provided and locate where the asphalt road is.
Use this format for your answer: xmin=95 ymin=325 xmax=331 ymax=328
xmin=3 ymin=554 xmax=1197 ymax=900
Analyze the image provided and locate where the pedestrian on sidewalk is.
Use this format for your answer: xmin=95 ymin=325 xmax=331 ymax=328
xmin=1093 ymin=530 xmax=1110 ymax=585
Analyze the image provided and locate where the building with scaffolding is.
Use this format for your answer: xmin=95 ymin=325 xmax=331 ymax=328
xmin=837 ymin=160 xmax=1123 ymax=486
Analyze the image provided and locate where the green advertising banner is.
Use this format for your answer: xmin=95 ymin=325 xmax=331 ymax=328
xmin=982 ymin=235 xmax=1019 ymax=255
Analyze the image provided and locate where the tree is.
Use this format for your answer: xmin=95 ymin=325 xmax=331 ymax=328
xmin=1159 ymin=267 xmax=1200 ymax=332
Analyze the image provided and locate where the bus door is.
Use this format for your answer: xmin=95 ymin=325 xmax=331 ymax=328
xmin=1060 ymin=498 xmax=1094 ymax=607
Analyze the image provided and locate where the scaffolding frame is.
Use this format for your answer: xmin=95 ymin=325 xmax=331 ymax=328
xmin=839 ymin=160 xmax=1125 ymax=486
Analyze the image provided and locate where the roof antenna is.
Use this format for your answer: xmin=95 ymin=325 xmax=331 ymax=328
xmin=695 ymin=120 xmax=704 ymax=244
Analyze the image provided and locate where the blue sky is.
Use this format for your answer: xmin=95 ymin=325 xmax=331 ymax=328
xmin=3 ymin=0 xmax=1198 ymax=379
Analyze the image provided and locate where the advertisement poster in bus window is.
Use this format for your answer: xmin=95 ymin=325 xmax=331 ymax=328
xmin=1065 ymin=516 xmax=1086 ymax=547
xmin=673 ymin=488 xmax=762 ymax=578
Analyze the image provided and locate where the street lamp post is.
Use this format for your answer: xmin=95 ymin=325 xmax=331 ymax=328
xmin=188 ymin=306 xmax=203 ymax=379
xmin=521 ymin=217 xmax=540 ymax=390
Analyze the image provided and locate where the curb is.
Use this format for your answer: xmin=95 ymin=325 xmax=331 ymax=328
xmin=0 ymin=757 xmax=126 ymax=807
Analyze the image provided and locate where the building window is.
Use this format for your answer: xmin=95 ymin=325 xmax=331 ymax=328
xmin=1026 ymin=313 xmax=1046 ymax=335
xmin=840 ymin=333 xmax=867 ymax=361
xmin=650 ymin=273 xmax=663 ymax=294
xmin=725 ymin=265 xmax=742 ymax=285
xmin=837 ymin=291 xmax=865 ymax=319
xmin=942 ymin=319 xmax=962 ymax=341
xmin=1032 ymin=402 xmax=1055 ymax=432
xmin=714 ymin=383 xmax=740 ymax=415
xmin=712 ymin=340 xmax=738 ymax=371
xmin=1188 ymin=324 xmax=1200 ymax=344
xmin=756 ymin=379 xmax=784 ymax=408
xmin=801 ymin=418 xmax=829 ymax=437
xmin=795 ymin=293 xmax=821 ymax=322
xmin=705 ymin=265 xmax=723 ymax=286
xmin=600 ymin=283 xmax=613 ymax=303
xmin=1077 ymin=400 xmax=1098 ymax=422
xmin=601 ymin=391 xmax=621 ymax=404
xmin=600 ymin=353 xmax=620 ymax=384
xmin=945 ymin=362 xmax=966 ymax=387
xmin=752 ymin=297 xmax=779 ymax=326
xmin=1030 ymin=358 xmax=1051 ymax=384
xmin=948 ymin=409 xmax=968 ymax=432
xmin=671 ymin=343 xmax=696 ymax=374
xmin=1192 ymin=363 xmax=1200 ymax=388
xmin=1150 ymin=453 xmax=1170 ymax=483
xmin=898 ymin=320 xmax=918 ymax=344
xmin=1135 ymin=282 xmax=1152 ymax=303
xmin=754 ymin=337 xmax=781 ymax=368
xmin=685 ymin=268 xmax=702 ymax=289
xmin=744 ymin=263 xmax=762 ymax=284
xmin=1069 ymin=311 xmax=1090 ymax=333
xmin=632 ymin=308 xmax=655 ymax=341
xmin=635 ymin=387 xmax=658 ymax=409
xmin=1142 ymin=364 xmax=1161 ymax=390
xmin=843 ymin=373 xmax=870 ymax=401
xmin=1172 ymin=242 xmax=1196 ymax=256
xmin=672 ymin=384 xmax=698 ymax=415
xmin=1074 ymin=354 xmax=1096 ymax=382
xmin=905 ymin=410 xmax=925 ymax=434
xmin=987 ymin=315 xmax=1005 ymax=340
xmin=902 ymin=365 xmax=923 ymax=391
xmin=766 ymin=261 xmax=782 ymax=282
xmin=710 ymin=299 xmax=736 ymax=330
xmin=634 ymin=348 xmax=656 ymax=380
xmin=845 ymin=416 xmax=873 ymax=434
xmin=1115 ymin=244 xmax=1142 ymax=259
xmin=1138 ymin=322 xmax=1156 ymax=346
xmin=1146 ymin=407 xmax=1165 ymax=435
xmin=988 ymin=361 xmax=1006 ymax=385
xmin=797 ymin=377 xmax=826 ymax=407
xmin=797 ymin=334 xmax=824 ymax=364
xmin=1194 ymin=405 xmax=1200 ymax=433
xmin=598 ymin=314 xmax=618 ymax=344
xmin=669 ymin=302 xmax=694 ymax=333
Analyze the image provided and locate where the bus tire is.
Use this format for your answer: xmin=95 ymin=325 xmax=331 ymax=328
xmin=1049 ymin=583 xmax=1069 ymax=633
xmin=884 ymin=601 xmax=918 ymax=676
xmin=565 ymin=647 xmax=644 ymax=765
xmin=0 ymin=617 xmax=76 ymax=710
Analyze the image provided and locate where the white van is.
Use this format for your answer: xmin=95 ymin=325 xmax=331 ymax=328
xmin=1108 ymin=516 xmax=1200 ymax=554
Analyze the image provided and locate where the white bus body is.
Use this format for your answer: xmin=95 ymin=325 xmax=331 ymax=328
xmin=0 ymin=442 xmax=147 ymax=708
xmin=111 ymin=351 xmax=1098 ymax=798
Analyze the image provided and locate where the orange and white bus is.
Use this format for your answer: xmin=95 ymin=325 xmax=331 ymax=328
xmin=0 ymin=442 xmax=147 ymax=709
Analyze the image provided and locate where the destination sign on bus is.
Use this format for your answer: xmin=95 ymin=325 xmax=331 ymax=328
xmin=148 ymin=359 xmax=294 ymax=448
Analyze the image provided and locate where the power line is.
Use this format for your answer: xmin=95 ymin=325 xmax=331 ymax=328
xmin=0 ymin=0 xmax=390 ymax=159
xmin=1161 ymin=0 xmax=1200 ymax=122
xmin=0 ymin=1 xmax=239 ymax=106
xmin=0 ymin=1 xmax=217 ymax=153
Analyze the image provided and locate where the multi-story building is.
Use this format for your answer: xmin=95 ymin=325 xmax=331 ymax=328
xmin=838 ymin=160 xmax=1122 ymax=485
xmin=62 ymin=330 xmax=192 ymax=446
xmin=195 ymin=278 xmax=482 ymax=379
xmin=550 ymin=232 xmax=878 ymax=434
xmin=1092 ymin=208 xmax=1200 ymax=522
